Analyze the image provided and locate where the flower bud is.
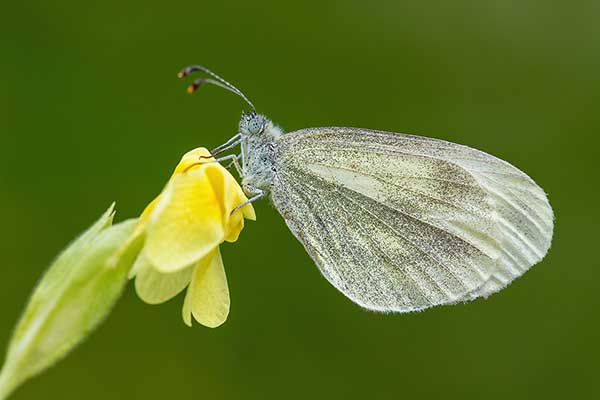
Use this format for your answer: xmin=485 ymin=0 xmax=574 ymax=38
xmin=0 ymin=205 xmax=142 ymax=399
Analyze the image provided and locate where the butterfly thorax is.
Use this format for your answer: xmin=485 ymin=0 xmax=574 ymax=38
xmin=239 ymin=113 xmax=282 ymax=194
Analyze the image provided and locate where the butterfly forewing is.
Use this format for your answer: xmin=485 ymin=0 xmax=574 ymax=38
xmin=271 ymin=127 xmax=553 ymax=312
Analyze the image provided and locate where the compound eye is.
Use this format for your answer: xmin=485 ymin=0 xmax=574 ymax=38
xmin=247 ymin=116 xmax=264 ymax=134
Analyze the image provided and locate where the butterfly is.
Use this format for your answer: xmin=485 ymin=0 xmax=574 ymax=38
xmin=179 ymin=65 xmax=554 ymax=313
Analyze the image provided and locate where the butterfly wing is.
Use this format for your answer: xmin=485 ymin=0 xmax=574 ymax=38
xmin=271 ymin=127 xmax=553 ymax=312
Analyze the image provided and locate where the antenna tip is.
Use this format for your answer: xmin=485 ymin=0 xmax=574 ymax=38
xmin=186 ymin=85 xmax=196 ymax=94
xmin=178 ymin=67 xmax=192 ymax=78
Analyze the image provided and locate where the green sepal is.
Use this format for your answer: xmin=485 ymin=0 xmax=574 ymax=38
xmin=0 ymin=205 xmax=142 ymax=399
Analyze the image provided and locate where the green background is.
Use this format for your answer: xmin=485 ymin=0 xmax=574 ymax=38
xmin=1 ymin=1 xmax=598 ymax=399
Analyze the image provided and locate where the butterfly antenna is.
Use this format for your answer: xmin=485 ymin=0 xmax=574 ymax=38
xmin=178 ymin=65 xmax=256 ymax=112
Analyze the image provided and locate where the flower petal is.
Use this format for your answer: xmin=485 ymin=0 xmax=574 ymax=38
xmin=185 ymin=248 xmax=230 ymax=328
xmin=182 ymin=288 xmax=193 ymax=327
xmin=172 ymin=147 xmax=214 ymax=175
xmin=133 ymin=252 xmax=195 ymax=305
xmin=145 ymin=167 xmax=225 ymax=273
xmin=233 ymin=182 xmax=256 ymax=221
xmin=203 ymin=163 xmax=255 ymax=242
xmin=242 ymin=202 xmax=256 ymax=221
xmin=129 ymin=148 xmax=212 ymax=242
xmin=135 ymin=197 xmax=159 ymax=233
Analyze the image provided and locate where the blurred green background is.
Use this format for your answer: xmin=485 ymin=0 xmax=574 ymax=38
xmin=1 ymin=1 xmax=598 ymax=399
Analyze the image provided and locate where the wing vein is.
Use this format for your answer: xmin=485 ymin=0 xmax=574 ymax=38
xmin=310 ymin=162 xmax=487 ymax=218
xmin=335 ymin=183 xmax=472 ymax=295
xmin=306 ymin=162 xmax=498 ymax=261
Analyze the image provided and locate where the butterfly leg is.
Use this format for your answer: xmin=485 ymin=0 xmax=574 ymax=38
xmin=224 ymin=154 xmax=242 ymax=171
xmin=196 ymin=134 xmax=242 ymax=164
xmin=183 ymin=153 xmax=243 ymax=174
xmin=209 ymin=133 xmax=242 ymax=156
xmin=231 ymin=186 xmax=265 ymax=215
xmin=215 ymin=154 xmax=243 ymax=177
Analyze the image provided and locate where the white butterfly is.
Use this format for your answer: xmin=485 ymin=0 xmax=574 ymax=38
xmin=180 ymin=65 xmax=554 ymax=313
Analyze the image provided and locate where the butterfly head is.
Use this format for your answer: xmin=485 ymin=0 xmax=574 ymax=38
xmin=239 ymin=112 xmax=268 ymax=136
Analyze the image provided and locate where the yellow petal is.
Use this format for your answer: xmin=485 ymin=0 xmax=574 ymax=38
xmin=139 ymin=197 xmax=159 ymax=228
xmin=145 ymin=167 xmax=225 ymax=273
xmin=233 ymin=182 xmax=256 ymax=221
xmin=172 ymin=147 xmax=214 ymax=175
xmin=224 ymin=218 xmax=244 ymax=243
xmin=242 ymin=202 xmax=256 ymax=221
xmin=205 ymin=165 xmax=242 ymax=242
xmin=133 ymin=252 xmax=195 ymax=304
xmin=182 ymin=288 xmax=193 ymax=327
xmin=203 ymin=163 xmax=255 ymax=243
xmin=123 ymin=197 xmax=158 ymax=255
xmin=130 ymin=148 xmax=211 ymax=239
xmin=133 ymin=147 xmax=214 ymax=240
xmin=184 ymin=248 xmax=230 ymax=328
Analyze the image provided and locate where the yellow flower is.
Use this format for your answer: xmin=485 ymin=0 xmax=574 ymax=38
xmin=129 ymin=147 xmax=255 ymax=327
